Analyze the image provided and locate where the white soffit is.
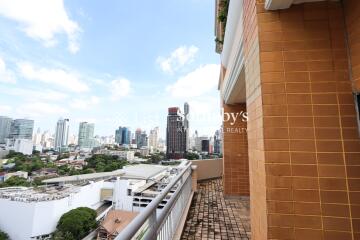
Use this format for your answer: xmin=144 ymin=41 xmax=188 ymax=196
xmin=265 ymin=0 xmax=328 ymax=10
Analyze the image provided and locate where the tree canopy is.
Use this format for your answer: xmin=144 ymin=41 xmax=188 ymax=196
xmin=0 ymin=176 xmax=30 ymax=188
xmin=0 ymin=230 xmax=9 ymax=240
xmin=54 ymin=207 xmax=97 ymax=240
xmin=84 ymin=154 xmax=128 ymax=172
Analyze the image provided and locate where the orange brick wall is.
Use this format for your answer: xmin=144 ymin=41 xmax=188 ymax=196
xmin=344 ymin=0 xmax=360 ymax=91
xmin=222 ymin=103 xmax=249 ymax=196
xmin=243 ymin=0 xmax=267 ymax=239
xmin=253 ymin=1 xmax=360 ymax=239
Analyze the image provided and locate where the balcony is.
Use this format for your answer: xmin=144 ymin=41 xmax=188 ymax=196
xmin=112 ymin=159 xmax=250 ymax=240
xmin=181 ymin=178 xmax=250 ymax=240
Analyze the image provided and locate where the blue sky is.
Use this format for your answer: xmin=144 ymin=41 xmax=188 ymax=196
xmin=0 ymin=0 xmax=221 ymax=139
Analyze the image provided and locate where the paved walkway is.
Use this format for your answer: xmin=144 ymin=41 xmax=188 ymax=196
xmin=181 ymin=178 xmax=251 ymax=240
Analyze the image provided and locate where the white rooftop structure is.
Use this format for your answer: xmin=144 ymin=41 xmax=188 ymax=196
xmin=42 ymin=164 xmax=168 ymax=184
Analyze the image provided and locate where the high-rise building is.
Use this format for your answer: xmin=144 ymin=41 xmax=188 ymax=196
xmin=183 ymin=102 xmax=190 ymax=150
xmin=78 ymin=122 xmax=95 ymax=149
xmin=166 ymin=106 xmax=187 ymax=159
xmin=201 ymin=139 xmax=210 ymax=153
xmin=32 ymin=128 xmax=42 ymax=145
xmin=115 ymin=127 xmax=123 ymax=144
xmin=9 ymin=119 xmax=34 ymax=140
xmin=149 ymin=127 xmax=159 ymax=151
xmin=54 ymin=118 xmax=69 ymax=152
xmin=0 ymin=116 xmax=12 ymax=144
xmin=135 ymin=128 xmax=148 ymax=148
xmin=115 ymin=127 xmax=131 ymax=145
xmin=135 ymin=128 xmax=142 ymax=147
xmin=213 ymin=130 xmax=222 ymax=154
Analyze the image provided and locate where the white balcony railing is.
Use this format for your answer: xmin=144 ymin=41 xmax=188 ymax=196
xmin=115 ymin=162 xmax=193 ymax=240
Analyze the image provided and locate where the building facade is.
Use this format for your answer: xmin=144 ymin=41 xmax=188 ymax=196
xmin=54 ymin=118 xmax=69 ymax=152
xmin=0 ymin=116 xmax=12 ymax=144
xmin=166 ymin=107 xmax=187 ymax=159
xmin=78 ymin=122 xmax=95 ymax=149
xmin=148 ymin=127 xmax=159 ymax=151
xmin=115 ymin=127 xmax=131 ymax=145
xmin=215 ymin=0 xmax=360 ymax=239
xmin=9 ymin=119 xmax=34 ymax=140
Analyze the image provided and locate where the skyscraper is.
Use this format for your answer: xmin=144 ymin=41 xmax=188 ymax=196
xmin=166 ymin=106 xmax=187 ymax=159
xmin=115 ymin=127 xmax=131 ymax=145
xmin=9 ymin=119 xmax=34 ymax=140
xmin=78 ymin=122 xmax=95 ymax=149
xmin=213 ymin=129 xmax=222 ymax=154
xmin=135 ymin=128 xmax=142 ymax=147
xmin=54 ymin=118 xmax=69 ymax=152
xmin=0 ymin=116 xmax=12 ymax=144
xmin=149 ymin=127 xmax=159 ymax=150
xmin=115 ymin=127 xmax=123 ymax=144
xmin=183 ymin=102 xmax=190 ymax=150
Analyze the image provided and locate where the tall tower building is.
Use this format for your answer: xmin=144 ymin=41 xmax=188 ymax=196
xmin=54 ymin=118 xmax=69 ymax=152
xmin=135 ymin=128 xmax=142 ymax=147
xmin=214 ymin=129 xmax=222 ymax=154
xmin=115 ymin=127 xmax=123 ymax=144
xmin=78 ymin=122 xmax=95 ymax=149
xmin=183 ymin=102 xmax=190 ymax=150
xmin=32 ymin=128 xmax=42 ymax=145
xmin=166 ymin=107 xmax=186 ymax=159
xmin=9 ymin=119 xmax=34 ymax=140
xmin=116 ymin=126 xmax=131 ymax=145
xmin=149 ymin=127 xmax=159 ymax=151
xmin=0 ymin=116 xmax=12 ymax=144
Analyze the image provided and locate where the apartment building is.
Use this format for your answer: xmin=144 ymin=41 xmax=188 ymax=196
xmin=215 ymin=0 xmax=360 ymax=239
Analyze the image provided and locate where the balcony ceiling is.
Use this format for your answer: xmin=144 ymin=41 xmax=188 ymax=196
xmin=265 ymin=0 xmax=334 ymax=10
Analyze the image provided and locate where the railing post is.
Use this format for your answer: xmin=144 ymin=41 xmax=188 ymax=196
xmin=144 ymin=209 xmax=157 ymax=240
xmin=191 ymin=165 xmax=198 ymax=192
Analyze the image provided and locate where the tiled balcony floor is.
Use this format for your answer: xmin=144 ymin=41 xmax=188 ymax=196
xmin=181 ymin=178 xmax=251 ymax=240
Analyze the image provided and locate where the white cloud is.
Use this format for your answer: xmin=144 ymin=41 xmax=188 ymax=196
xmin=0 ymin=57 xmax=16 ymax=83
xmin=71 ymin=96 xmax=100 ymax=110
xmin=16 ymin=102 xmax=68 ymax=117
xmin=0 ymin=105 xmax=12 ymax=114
xmin=18 ymin=62 xmax=89 ymax=92
xmin=109 ymin=78 xmax=131 ymax=101
xmin=157 ymin=45 xmax=199 ymax=73
xmin=166 ymin=64 xmax=220 ymax=98
xmin=74 ymin=118 xmax=97 ymax=124
xmin=0 ymin=86 xmax=68 ymax=101
xmin=0 ymin=0 xmax=81 ymax=53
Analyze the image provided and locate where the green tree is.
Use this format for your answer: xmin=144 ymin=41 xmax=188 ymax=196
xmin=55 ymin=207 xmax=97 ymax=240
xmin=185 ymin=152 xmax=200 ymax=160
xmin=0 ymin=230 xmax=9 ymax=240
xmin=0 ymin=176 xmax=30 ymax=188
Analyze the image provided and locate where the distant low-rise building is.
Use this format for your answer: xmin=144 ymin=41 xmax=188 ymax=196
xmin=6 ymin=139 xmax=33 ymax=155
xmin=97 ymin=149 xmax=135 ymax=161
xmin=4 ymin=171 xmax=28 ymax=181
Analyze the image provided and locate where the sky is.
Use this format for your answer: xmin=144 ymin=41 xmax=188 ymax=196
xmin=0 ymin=0 xmax=221 ymax=139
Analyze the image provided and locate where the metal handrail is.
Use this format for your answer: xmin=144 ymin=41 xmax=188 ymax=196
xmin=115 ymin=162 xmax=192 ymax=240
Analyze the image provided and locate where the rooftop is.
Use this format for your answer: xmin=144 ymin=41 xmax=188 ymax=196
xmin=0 ymin=185 xmax=80 ymax=202
xmin=181 ymin=178 xmax=250 ymax=240
xmin=99 ymin=210 xmax=139 ymax=236
xmin=42 ymin=164 xmax=169 ymax=184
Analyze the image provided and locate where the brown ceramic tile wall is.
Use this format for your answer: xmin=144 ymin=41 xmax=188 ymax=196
xmin=222 ymin=103 xmax=249 ymax=196
xmin=253 ymin=1 xmax=360 ymax=239
xmin=344 ymin=0 xmax=360 ymax=92
xmin=243 ymin=0 xmax=267 ymax=239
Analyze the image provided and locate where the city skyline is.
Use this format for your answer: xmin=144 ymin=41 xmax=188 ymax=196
xmin=0 ymin=0 xmax=221 ymax=138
